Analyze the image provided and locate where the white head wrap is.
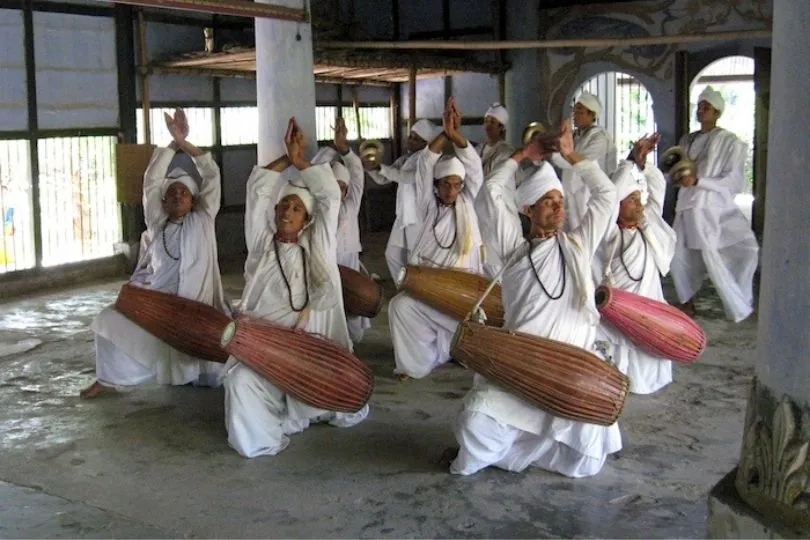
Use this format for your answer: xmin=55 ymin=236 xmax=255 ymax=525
xmin=485 ymin=103 xmax=509 ymax=126
xmin=615 ymin=170 xmax=642 ymax=203
xmin=162 ymin=167 xmax=200 ymax=198
xmin=515 ymin=163 xmax=564 ymax=214
xmin=331 ymin=161 xmax=349 ymax=183
xmin=698 ymin=85 xmax=725 ymax=114
xmin=434 ymin=156 xmax=466 ymax=180
xmin=576 ymin=92 xmax=603 ymax=118
xmin=278 ymin=180 xmax=315 ymax=216
xmin=411 ymin=119 xmax=437 ymax=142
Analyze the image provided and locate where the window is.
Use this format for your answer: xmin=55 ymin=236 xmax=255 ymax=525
xmin=136 ymin=107 xmax=215 ymax=147
xmin=37 ymin=135 xmax=121 ymax=267
xmin=315 ymin=106 xmax=338 ymax=141
xmin=315 ymin=106 xmax=391 ymax=141
xmin=221 ymin=106 xmax=259 ymax=146
xmin=0 ymin=140 xmax=35 ymax=274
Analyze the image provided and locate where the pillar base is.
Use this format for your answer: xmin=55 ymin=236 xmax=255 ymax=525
xmin=708 ymin=469 xmax=805 ymax=538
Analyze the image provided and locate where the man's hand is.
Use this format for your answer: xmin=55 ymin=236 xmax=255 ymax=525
xmin=284 ymin=117 xmax=310 ymax=170
xmin=333 ymin=117 xmax=349 ymax=154
xmin=524 ymin=132 xmax=561 ymax=163
xmin=164 ymin=108 xmax=189 ymax=144
xmin=559 ymin=120 xmax=575 ymax=157
xmin=633 ymin=132 xmax=660 ymax=169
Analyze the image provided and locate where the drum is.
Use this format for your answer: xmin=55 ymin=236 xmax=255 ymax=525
xmin=220 ymin=317 xmax=374 ymax=413
xmin=115 ymin=283 xmax=231 ymax=363
xmin=451 ymin=321 xmax=628 ymax=426
xmin=595 ymin=285 xmax=707 ymax=364
xmin=339 ymin=264 xmax=383 ymax=318
xmin=399 ymin=265 xmax=504 ymax=326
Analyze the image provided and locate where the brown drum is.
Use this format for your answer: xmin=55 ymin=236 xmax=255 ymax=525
xmin=451 ymin=321 xmax=628 ymax=426
xmin=400 ymin=265 xmax=504 ymax=326
xmin=220 ymin=317 xmax=373 ymax=413
xmin=114 ymin=283 xmax=231 ymax=363
xmin=339 ymin=264 xmax=383 ymax=318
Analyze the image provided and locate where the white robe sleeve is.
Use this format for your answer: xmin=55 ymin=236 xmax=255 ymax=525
xmin=368 ymin=155 xmax=413 ymax=185
xmin=643 ymin=164 xmax=667 ymax=217
xmin=455 ymin=142 xmax=485 ymax=200
xmin=190 ymin=152 xmax=221 ymax=219
xmin=696 ymin=138 xmax=747 ymax=196
xmin=244 ymin=166 xmax=283 ymax=256
xmin=341 ymin=149 xmax=365 ymax=218
xmin=477 ymin=159 xmax=524 ymax=263
xmin=415 ymin=149 xmax=442 ymax=213
xmin=142 ymin=147 xmax=176 ymax=232
xmin=311 ymin=145 xmax=338 ymax=166
xmin=579 ymin=130 xmax=610 ymax=166
xmin=570 ymin=160 xmax=617 ymax=259
xmin=300 ymin=164 xmax=342 ymax=264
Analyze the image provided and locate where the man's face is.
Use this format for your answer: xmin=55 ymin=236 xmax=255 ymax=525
xmin=484 ymin=116 xmax=504 ymax=142
xmin=528 ymin=189 xmax=565 ymax=233
xmin=406 ymin=132 xmax=428 ymax=153
xmin=164 ymin=182 xmax=194 ymax=219
xmin=618 ymin=191 xmax=643 ymax=227
xmin=696 ymin=100 xmax=721 ymax=124
xmin=436 ymin=175 xmax=464 ymax=205
xmin=274 ymin=195 xmax=309 ymax=236
xmin=573 ymin=102 xmax=596 ymax=130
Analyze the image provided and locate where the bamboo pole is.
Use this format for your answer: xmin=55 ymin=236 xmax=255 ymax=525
xmin=408 ymin=67 xmax=416 ymax=131
xmin=102 ymin=0 xmax=307 ymax=21
xmin=319 ymin=29 xmax=772 ymax=50
xmin=137 ymin=11 xmax=151 ymax=144
xmin=352 ymin=86 xmax=362 ymax=140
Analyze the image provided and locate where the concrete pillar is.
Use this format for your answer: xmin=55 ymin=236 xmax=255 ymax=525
xmin=255 ymin=0 xmax=317 ymax=164
xmin=708 ymin=1 xmax=810 ymax=536
xmin=504 ymin=0 xmax=541 ymax=147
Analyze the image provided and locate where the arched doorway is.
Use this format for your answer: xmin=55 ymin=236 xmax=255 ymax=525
xmin=689 ymin=55 xmax=755 ymax=221
xmin=572 ymin=72 xmax=657 ymax=172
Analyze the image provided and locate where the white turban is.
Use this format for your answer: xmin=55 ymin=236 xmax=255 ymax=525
xmin=615 ymin=169 xmax=642 ymax=203
xmin=434 ymin=156 xmax=466 ymax=180
xmin=515 ymin=162 xmax=563 ymax=214
xmin=162 ymin=167 xmax=199 ymax=198
xmin=576 ymin=92 xmax=603 ymax=118
xmin=411 ymin=119 xmax=437 ymax=142
xmin=698 ymin=85 xmax=724 ymax=114
xmin=485 ymin=103 xmax=509 ymax=126
xmin=278 ymin=180 xmax=315 ymax=216
xmin=331 ymin=161 xmax=349 ymax=183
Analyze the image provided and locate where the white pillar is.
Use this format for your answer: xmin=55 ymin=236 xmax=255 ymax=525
xmin=255 ymin=0 xmax=317 ymax=164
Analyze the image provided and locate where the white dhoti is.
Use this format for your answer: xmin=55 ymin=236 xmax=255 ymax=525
xmin=93 ymin=306 xmax=223 ymax=388
xmin=388 ymin=291 xmax=459 ymax=379
xmin=450 ymin=410 xmax=608 ymax=478
xmin=671 ymin=207 xmax=758 ymax=323
xmin=596 ymin=324 xmax=672 ymax=395
xmin=337 ymin=251 xmax=372 ymax=344
xmin=223 ymin=359 xmax=369 ymax=458
xmin=385 ymin=218 xmax=418 ymax=287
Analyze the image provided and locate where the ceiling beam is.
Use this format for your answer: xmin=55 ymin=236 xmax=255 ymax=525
xmin=100 ymin=0 xmax=307 ymax=21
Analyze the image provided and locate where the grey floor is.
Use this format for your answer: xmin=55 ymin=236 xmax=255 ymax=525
xmin=0 ymin=232 xmax=757 ymax=538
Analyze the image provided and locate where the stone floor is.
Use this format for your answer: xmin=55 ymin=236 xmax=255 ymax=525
xmin=0 ymin=232 xmax=758 ymax=538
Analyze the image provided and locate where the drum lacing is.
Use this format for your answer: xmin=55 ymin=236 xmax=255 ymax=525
xmin=162 ymin=218 xmax=183 ymax=261
xmin=273 ymin=238 xmax=309 ymax=312
xmin=433 ymin=199 xmax=457 ymax=250
xmin=619 ymin=227 xmax=647 ymax=283
xmin=528 ymin=237 xmax=566 ymax=300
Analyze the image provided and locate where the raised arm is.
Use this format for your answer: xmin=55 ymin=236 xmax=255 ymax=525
xmin=478 ymin=156 xmax=527 ymax=262
xmin=570 ymin=160 xmax=617 ymax=259
xmin=341 ymin=149 xmax=364 ymax=217
xmin=414 ymin=145 xmax=442 ymax=212
xmin=244 ymin=155 xmax=288 ymax=256
xmin=445 ymin=99 xmax=484 ymax=199
xmin=142 ymin=147 xmax=175 ymax=232
xmin=301 ymin=163 xmax=342 ymax=264
xmin=190 ymin=153 xmax=221 ymax=218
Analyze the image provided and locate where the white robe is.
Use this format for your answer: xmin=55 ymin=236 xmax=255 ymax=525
xmin=368 ymin=152 xmax=421 ymax=285
xmin=595 ymin=161 xmax=677 ymax=395
xmin=92 ymin=149 xmax=227 ymax=388
xmin=670 ymin=128 xmax=758 ymax=322
xmin=476 ymin=139 xmax=514 ymax=180
xmin=313 ymin=146 xmax=370 ymax=343
xmin=552 ymin=124 xmax=616 ymax=233
xmin=389 ymin=143 xmax=485 ymax=379
xmin=451 ymin=157 xmax=622 ymax=478
xmin=223 ymin=163 xmax=368 ymax=459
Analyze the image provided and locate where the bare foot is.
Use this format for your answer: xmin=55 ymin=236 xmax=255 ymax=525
xmin=79 ymin=380 xmax=117 ymax=399
xmin=439 ymin=446 xmax=459 ymax=468
xmin=395 ymin=373 xmax=412 ymax=382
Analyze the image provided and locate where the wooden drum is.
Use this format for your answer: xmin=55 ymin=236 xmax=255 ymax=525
xmin=595 ymin=285 xmax=707 ymax=364
xmin=451 ymin=321 xmax=628 ymax=426
xmin=399 ymin=265 xmax=504 ymax=327
xmin=220 ymin=317 xmax=374 ymax=413
xmin=115 ymin=283 xmax=231 ymax=363
xmin=338 ymin=264 xmax=383 ymax=318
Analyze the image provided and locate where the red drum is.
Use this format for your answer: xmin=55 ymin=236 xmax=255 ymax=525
xmin=115 ymin=283 xmax=230 ymax=363
xmin=339 ymin=264 xmax=383 ymax=318
xmin=220 ymin=317 xmax=373 ymax=413
xmin=451 ymin=321 xmax=628 ymax=426
xmin=595 ymin=285 xmax=707 ymax=364
xmin=400 ymin=265 xmax=504 ymax=326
